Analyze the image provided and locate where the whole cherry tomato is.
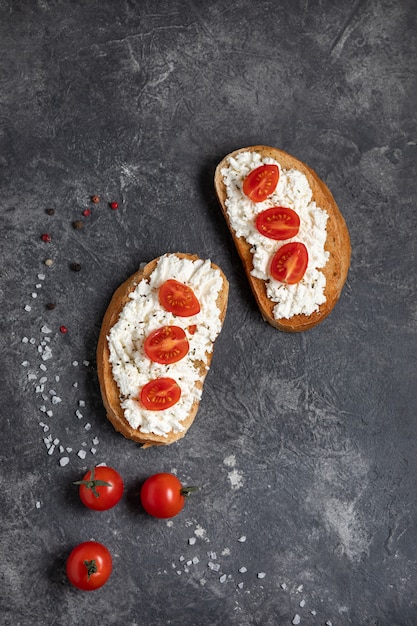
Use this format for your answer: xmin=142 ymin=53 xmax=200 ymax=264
xmin=140 ymin=473 xmax=198 ymax=518
xmin=66 ymin=541 xmax=112 ymax=591
xmin=75 ymin=466 xmax=124 ymax=511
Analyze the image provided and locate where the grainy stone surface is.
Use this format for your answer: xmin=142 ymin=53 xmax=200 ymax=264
xmin=1 ymin=1 xmax=417 ymax=624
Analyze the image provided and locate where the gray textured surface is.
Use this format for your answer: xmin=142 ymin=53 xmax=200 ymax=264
xmin=1 ymin=1 xmax=417 ymax=624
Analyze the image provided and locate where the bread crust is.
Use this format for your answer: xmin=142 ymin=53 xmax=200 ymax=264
xmin=214 ymin=145 xmax=351 ymax=331
xmin=96 ymin=253 xmax=229 ymax=447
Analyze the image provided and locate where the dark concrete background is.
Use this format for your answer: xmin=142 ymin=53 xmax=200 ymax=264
xmin=1 ymin=1 xmax=416 ymax=624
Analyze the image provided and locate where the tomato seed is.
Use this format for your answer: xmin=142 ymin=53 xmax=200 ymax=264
xmin=41 ymin=233 xmax=51 ymax=243
xmin=45 ymin=208 xmax=55 ymax=216
xmin=70 ymin=262 xmax=82 ymax=272
xmin=72 ymin=220 xmax=84 ymax=229
xmin=44 ymin=258 xmax=54 ymax=267
xmin=60 ymin=325 xmax=68 ymax=334
xmin=46 ymin=303 xmax=56 ymax=310
xmin=91 ymin=195 xmax=100 ymax=203
xmin=110 ymin=201 xmax=119 ymax=210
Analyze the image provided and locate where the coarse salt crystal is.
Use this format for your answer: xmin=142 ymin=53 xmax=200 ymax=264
xmin=239 ymin=567 xmax=247 ymax=573
xmin=208 ymin=562 xmax=220 ymax=572
xmin=300 ymin=599 xmax=306 ymax=608
xmin=24 ymin=304 xmax=31 ymax=312
xmin=46 ymin=410 xmax=53 ymax=417
xmin=90 ymin=448 xmax=97 ymax=454
xmin=75 ymin=410 xmax=83 ymax=419
xmin=219 ymin=574 xmax=227 ymax=583
xmin=31 ymin=293 xmax=37 ymax=298
xmin=292 ymin=615 xmax=301 ymax=625
xmin=188 ymin=537 xmax=196 ymax=545
xmin=59 ymin=457 xmax=70 ymax=467
xmin=39 ymin=364 xmax=47 ymax=371
xmin=192 ymin=557 xmax=199 ymax=565
xmin=79 ymin=400 xmax=85 ymax=407
xmin=83 ymin=360 xmax=90 ymax=366
xmin=77 ymin=450 xmax=86 ymax=459
xmin=22 ymin=337 xmax=29 ymax=343
xmin=72 ymin=361 xmax=78 ymax=366
xmin=257 ymin=572 xmax=266 ymax=579
xmin=84 ymin=423 xmax=91 ymax=431
xmin=38 ymin=273 xmax=46 ymax=280
xmin=237 ymin=536 xmax=246 ymax=542
xmin=92 ymin=437 xmax=99 ymax=445
xmin=21 ymin=361 xmax=30 ymax=367
xmin=28 ymin=373 xmax=37 ymax=381
xmin=51 ymin=396 xmax=61 ymax=405
xmin=35 ymin=283 xmax=42 ymax=289
xmin=237 ymin=582 xmax=244 ymax=589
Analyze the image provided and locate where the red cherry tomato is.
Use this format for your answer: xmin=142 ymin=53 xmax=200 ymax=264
xmin=75 ymin=466 xmax=124 ymax=511
xmin=140 ymin=377 xmax=181 ymax=411
xmin=242 ymin=164 xmax=279 ymax=202
xmin=270 ymin=242 xmax=308 ymax=284
xmin=66 ymin=541 xmax=112 ymax=591
xmin=140 ymin=473 xmax=197 ymax=518
xmin=159 ymin=279 xmax=200 ymax=317
xmin=144 ymin=326 xmax=189 ymax=364
xmin=255 ymin=206 xmax=300 ymax=240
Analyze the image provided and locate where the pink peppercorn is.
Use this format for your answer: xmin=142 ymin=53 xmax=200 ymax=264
xmin=59 ymin=325 xmax=68 ymax=334
xmin=110 ymin=201 xmax=119 ymax=210
xmin=82 ymin=209 xmax=91 ymax=217
xmin=41 ymin=233 xmax=51 ymax=243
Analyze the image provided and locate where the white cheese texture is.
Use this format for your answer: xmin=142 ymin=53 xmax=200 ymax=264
xmin=107 ymin=255 xmax=223 ymax=437
xmin=221 ymin=151 xmax=329 ymax=319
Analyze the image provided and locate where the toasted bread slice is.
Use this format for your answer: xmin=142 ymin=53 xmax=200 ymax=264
xmin=214 ymin=145 xmax=350 ymax=331
xmin=97 ymin=253 xmax=229 ymax=447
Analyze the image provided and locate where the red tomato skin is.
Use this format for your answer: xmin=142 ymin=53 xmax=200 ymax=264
xmin=140 ymin=473 xmax=185 ymax=518
xmin=144 ymin=325 xmax=189 ymax=364
xmin=78 ymin=466 xmax=124 ymax=511
xmin=270 ymin=242 xmax=309 ymax=284
xmin=255 ymin=206 xmax=300 ymax=240
xmin=66 ymin=541 xmax=112 ymax=591
xmin=140 ymin=377 xmax=181 ymax=411
xmin=159 ymin=279 xmax=201 ymax=317
xmin=242 ymin=164 xmax=279 ymax=202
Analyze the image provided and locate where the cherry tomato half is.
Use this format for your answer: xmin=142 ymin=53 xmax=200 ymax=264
xmin=140 ymin=473 xmax=197 ymax=518
xmin=270 ymin=242 xmax=308 ymax=284
xmin=159 ymin=279 xmax=200 ymax=317
xmin=255 ymin=206 xmax=300 ymax=240
xmin=140 ymin=377 xmax=181 ymax=411
xmin=242 ymin=164 xmax=279 ymax=203
xmin=75 ymin=466 xmax=124 ymax=511
xmin=144 ymin=326 xmax=189 ymax=365
xmin=66 ymin=541 xmax=112 ymax=591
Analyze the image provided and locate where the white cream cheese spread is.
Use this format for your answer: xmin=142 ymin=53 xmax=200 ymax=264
xmin=221 ymin=151 xmax=329 ymax=319
xmin=107 ymin=254 xmax=223 ymax=436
